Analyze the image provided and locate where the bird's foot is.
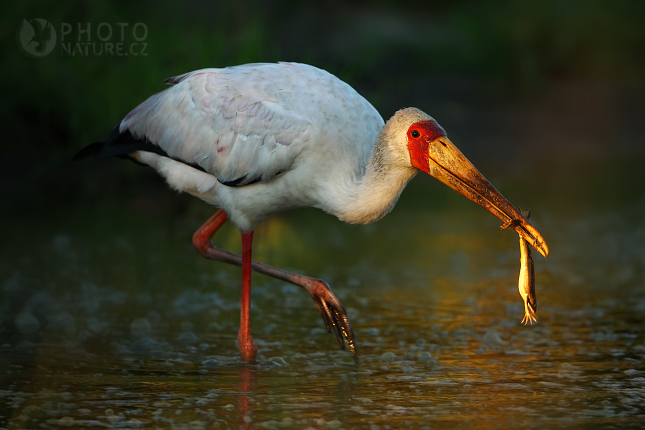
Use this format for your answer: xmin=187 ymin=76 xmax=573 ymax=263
xmin=307 ymin=279 xmax=358 ymax=364
xmin=238 ymin=331 xmax=258 ymax=364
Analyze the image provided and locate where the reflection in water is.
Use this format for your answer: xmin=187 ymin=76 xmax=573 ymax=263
xmin=238 ymin=365 xmax=255 ymax=428
xmin=1 ymin=173 xmax=644 ymax=428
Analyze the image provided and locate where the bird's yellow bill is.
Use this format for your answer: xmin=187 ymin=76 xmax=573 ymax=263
xmin=424 ymin=135 xmax=548 ymax=257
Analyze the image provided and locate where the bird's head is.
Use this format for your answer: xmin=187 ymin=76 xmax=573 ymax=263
xmin=399 ymin=108 xmax=549 ymax=257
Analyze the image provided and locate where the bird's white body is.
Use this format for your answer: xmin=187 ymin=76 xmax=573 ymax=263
xmin=124 ymin=62 xmax=429 ymax=231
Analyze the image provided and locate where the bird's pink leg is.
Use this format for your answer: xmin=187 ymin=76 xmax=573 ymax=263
xmin=192 ymin=210 xmax=256 ymax=362
xmin=193 ymin=210 xmax=357 ymax=361
xmin=239 ymin=230 xmax=257 ymax=363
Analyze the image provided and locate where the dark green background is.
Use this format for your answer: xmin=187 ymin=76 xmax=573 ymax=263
xmin=4 ymin=0 xmax=645 ymax=202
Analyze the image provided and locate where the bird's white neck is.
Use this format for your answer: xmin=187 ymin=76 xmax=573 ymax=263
xmin=333 ymin=130 xmax=419 ymax=225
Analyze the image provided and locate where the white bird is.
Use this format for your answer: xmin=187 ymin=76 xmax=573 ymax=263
xmin=75 ymin=62 xmax=548 ymax=363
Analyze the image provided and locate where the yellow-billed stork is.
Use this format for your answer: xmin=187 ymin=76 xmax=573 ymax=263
xmin=75 ymin=62 xmax=548 ymax=363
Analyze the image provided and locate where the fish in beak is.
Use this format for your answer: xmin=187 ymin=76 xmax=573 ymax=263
xmin=407 ymin=119 xmax=549 ymax=257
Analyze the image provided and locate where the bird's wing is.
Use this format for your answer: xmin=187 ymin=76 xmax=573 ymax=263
xmin=120 ymin=65 xmax=315 ymax=186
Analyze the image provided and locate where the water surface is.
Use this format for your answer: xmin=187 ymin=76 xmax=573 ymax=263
xmin=1 ymin=161 xmax=644 ymax=429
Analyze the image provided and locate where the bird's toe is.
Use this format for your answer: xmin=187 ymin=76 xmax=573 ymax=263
xmin=308 ymin=279 xmax=358 ymax=362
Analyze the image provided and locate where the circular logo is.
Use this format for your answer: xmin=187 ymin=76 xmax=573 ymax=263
xmin=17 ymin=18 xmax=56 ymax=58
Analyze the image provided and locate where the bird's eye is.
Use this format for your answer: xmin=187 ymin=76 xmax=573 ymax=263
xmin=411 ymin=130 xmax=420 ymax=138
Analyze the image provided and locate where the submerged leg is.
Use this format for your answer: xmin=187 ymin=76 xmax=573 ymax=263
xmin=192 ymin=210 xmax=357 ymax=361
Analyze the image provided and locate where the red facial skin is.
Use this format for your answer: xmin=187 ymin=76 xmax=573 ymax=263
xmin=407 ymin=120 xmax=447 ymax=172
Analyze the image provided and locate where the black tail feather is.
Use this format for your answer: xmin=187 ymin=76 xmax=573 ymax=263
xmin=72 ymin=140 xmax=106 ymax=161
xmin=73 ymin=124 xmax=209 ymax=173
xmin=73 ymin=125 xmax=173 ymax=161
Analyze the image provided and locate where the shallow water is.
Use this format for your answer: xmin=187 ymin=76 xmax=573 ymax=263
xmin=1 ymin=161 xmax=644 ymax=429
